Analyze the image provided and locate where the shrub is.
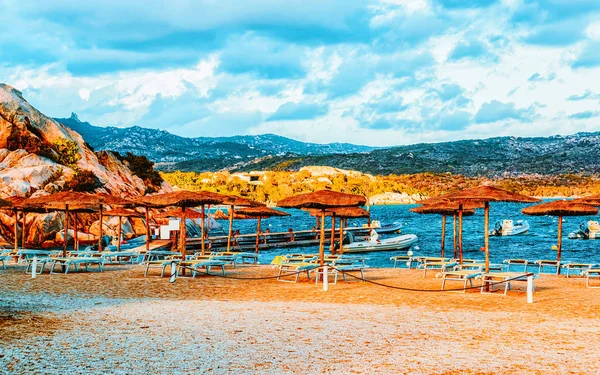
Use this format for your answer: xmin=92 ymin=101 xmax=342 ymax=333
xmin=53 ymin=139 xmax=81 ymax=166
xmin=122 ymin=152 xmax=164 ymax=187
xmin=67 ymin=168 xmax=103 ymax=192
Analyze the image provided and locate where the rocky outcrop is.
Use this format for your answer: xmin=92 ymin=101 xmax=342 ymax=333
xmin=0 ymin=83 xmax=172 ymax=246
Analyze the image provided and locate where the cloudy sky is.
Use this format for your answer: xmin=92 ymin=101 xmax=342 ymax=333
xmin=1 ymin=0 xmax=599 ymax=146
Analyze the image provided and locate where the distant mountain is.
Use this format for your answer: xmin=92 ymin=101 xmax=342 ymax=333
xmin=56 ymin=113 xmax=600 ymax=177
xmin=56 ymin=114 xmax=376 ymax=172
xmin=232 ymin=133 xmax=600 ymax=177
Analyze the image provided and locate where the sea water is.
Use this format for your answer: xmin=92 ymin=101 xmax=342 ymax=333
xmin=222 ymin=202 xmax=600 ymax=269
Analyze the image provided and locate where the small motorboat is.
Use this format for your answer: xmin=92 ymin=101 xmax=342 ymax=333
xmin=568 ymin=221 xmax=600 ymax=239
xmin=346 ymin=220 xmax=403 ymax=236
xmin=490 ymin=220 xmax=530 ymax=236
xmin=341 ymin=230 xmax=418 ymax=253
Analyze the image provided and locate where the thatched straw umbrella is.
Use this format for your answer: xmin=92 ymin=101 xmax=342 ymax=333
xmin=221 ymin=196 xmax=263 ymax=252
xmin=421 ymin=186 xmax=539 ymax=272
xmin=325 ymin=206 xmax=370 ymax=255
xmin=103 ymin=209 xmax=143 ymax=252
xmin=571 ymin=195 xmax=600 ymax=206
xmin=136 ymin=191 xmax=230 ymax=266
xmin=277 ymin=190 xmax=366 ymax=265
xmin=522 ymin=200 xmax=598 ymax=274
xmin=411 ymin=202 xmax=480 ymax=259
xmin=305 ymin=207 xmax=370 ymax=255
xmin=305 ymin=208 xmax=338 ymax=254
xmin=23 ymin=192 xmax=133 ymax=257
xmin=234 ymin=206 xmax=290 ymax=253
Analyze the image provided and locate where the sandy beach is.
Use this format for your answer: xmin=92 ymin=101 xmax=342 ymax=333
xmin=1 ymin=264 xmax=600 ymax=375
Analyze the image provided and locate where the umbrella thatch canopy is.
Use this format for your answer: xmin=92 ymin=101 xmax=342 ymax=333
xmin=24 ymin=192 xmax=133 ymax=210
xmin=421 ymin=186 xmax=539 ymax=205
xmin=235 ymin=206 xmax=289 ymax=218
xmin=522 ymin=200 xmax=598 ymax=217
xmin=136 ymin=191 xmax=227 ymax=209
xmin=277 ymin=190 xmax=366 ymax=265
xmin=233 ymin=206 xmax=290 ymax=253
xmin=523 ymin=200 xmax=598 ymax=273
xmin=155 ymin=208 xmax=205 ymax=220
xmin=220 ymin=195 xmax=264 ymax=252
xmin=103 ymin=208 xmax=143 ymax=218
xmin=137 ymin=190 xmax=232 ymax=261
xmin=571 ymin=195 xmax=600 ymax=207
xmin=0 ymin=196 xmax=16 ymax=208
xmin=23 ymin=192 xmax=133 ymax=255
xmin=421 ymin=186 xmax=539 ymax=271
xmin=411 ymin=203 xmax=477 ymax=258
xmin=305 ymin=207 xmax=370 ymax=218
xmin=277 ymin=190 xmax=366 ymax=209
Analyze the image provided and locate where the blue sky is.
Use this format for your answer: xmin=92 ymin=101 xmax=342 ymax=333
xmin=1 ymin=0 xmax=600 ymax=146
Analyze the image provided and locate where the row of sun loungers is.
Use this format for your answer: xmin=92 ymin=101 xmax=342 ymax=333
xmin=274 ymin=254 xmax=369 ymax=284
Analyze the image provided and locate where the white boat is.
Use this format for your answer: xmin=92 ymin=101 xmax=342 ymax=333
xmin=346 ymin=220 xmax=403 ymax=235
xmin=342 ymin=231 xmax=418 ymax=253
xmin=568 ymin=221 xmax=600 ymax=239
xmin=490 ymin=220 xmax=530 ymax=236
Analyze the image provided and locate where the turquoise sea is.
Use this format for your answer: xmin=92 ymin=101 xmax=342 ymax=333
xmin=224 ymin=202 xmax=600 ymax=269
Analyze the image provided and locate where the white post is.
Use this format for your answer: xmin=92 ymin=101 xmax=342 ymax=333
xmin=31 ymin=256 xmax=37 ymax=279
xmin=323 ymin=265 xmax=328 ymax=292
xmin=170 ymin=261 xmax=177 ymax=283
xmin=527 ymin=275 xmax=533 ymax=303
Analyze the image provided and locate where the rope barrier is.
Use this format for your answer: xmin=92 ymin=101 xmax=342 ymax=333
xmin=183 ymin=263 xmax=532 ymax=293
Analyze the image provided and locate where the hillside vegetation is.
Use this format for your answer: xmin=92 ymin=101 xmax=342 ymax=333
xmin=162 ymin=169 xmax=600 ymax=205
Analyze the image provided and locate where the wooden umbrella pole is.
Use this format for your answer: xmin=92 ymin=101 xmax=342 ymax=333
xmin=73 ymin=213 xmax=78 ymax=251
xmin=181 ymin=208 xmax=187 ymax=257
xmin=13 ymin=208 xmax=18 ymax=253
xmin=98 ymin=204 xmax=103 ymax=252
xmin=180 ymin=207 xmax=187 ymax=276
xmin=453 ymin=214 xmax=457 ymax=259
xmin=145 ymin=206 xmax=150 ymax=253
xmin=22 ymin=212 xmax=26 ymax=250
xmin=330 ymin=214 xmax=336 ymax=255
xmin=255 ymin=217 xmax=261 ymax=254
xmin=458 ymin=205 xmax=463 ymax=264
xmin=201 ymin=205 xmax=206 ymax=255
xmin=227 ymin=205 xmax=234 ymax=252
xmin=63 ymin=205 xmax=69 ymax=257
xmin=484 ymin=201 xmax=490 ymax=273
xmin=117 ymin=216 xmax=122 ymax=252
xmin=319 ymin=210 xmax=326 ymax=266
xmin=557 ymin=216 xmax=563 ymax=275
xmin=338 ymin=218 xmax=344 ymax=254
xmin=441 ymin=215 xmax=446 ymax=258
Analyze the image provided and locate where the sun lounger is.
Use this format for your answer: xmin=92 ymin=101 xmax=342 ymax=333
xmin=390 ymin=255 xmax=415 ymax=269
xmin=144 ymin=258 xmax=181 ymax=277
xmin=561 ymin=263 xmax=596 ymax=278
xmin=504 ymin=259 xmax=530 ymax=272
xmin=176 ymin=259 xmax=228 ymax=278
xmin=49 ymin=257 xmax=105 ymax=274
xmin=277 ymin=261 xmax=319 ymax=283
xmin=480 ymin=272 xmax=535 ymax=295
xmin=327 ymin=259 xmax=369 ymax=283
xmin=421 ymin=261 xmax=458 ymax=278
xmin=534 ymin=260 xmax=561 ymax=275
xmin=0 ymin=254 xmax=9 ymax=270
xmin=18 ymin=250 xmax=59 ymax=274
xmin=583 ymin=268 xmax=600 ymax=288
xmin=217 ymin=252 xmax=258 ymax=264
xmin=441 ymin=270 xmax=482 ymax=292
